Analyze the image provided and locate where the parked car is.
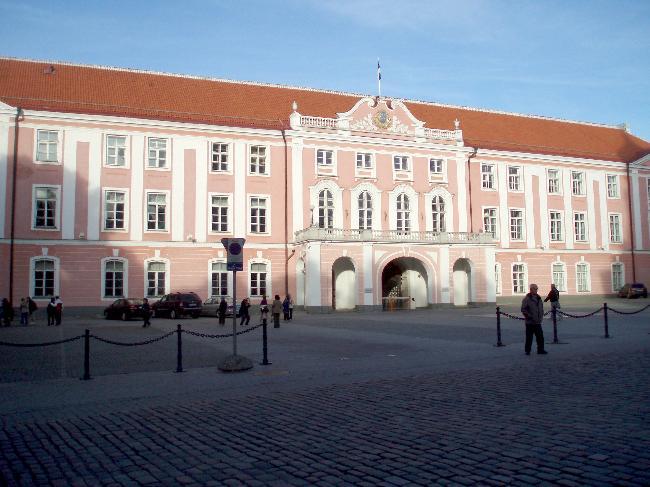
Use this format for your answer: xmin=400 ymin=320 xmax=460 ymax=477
xmin=201 ymin=297 xmax=240 ymax=317
xmin=617 ymin=283 xmax=648 ymax=299
xmin=103 ymin=298 xmax=147 ymax=321
xmin=152 ymin=292 xmax=202 ymax=319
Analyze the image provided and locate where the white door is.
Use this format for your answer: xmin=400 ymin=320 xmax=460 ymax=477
xmin=453 ymin=269 xmax=468 ymax=306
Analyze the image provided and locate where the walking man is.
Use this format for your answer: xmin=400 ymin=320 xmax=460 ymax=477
xmin=218 ymin=297 xmax=227 ymax=326
xmin=544 ymin=283 xmax=562 ymax=321
xmin=521 ymin=283 xmax=548 ymax=355
xmin=47 ymin=298 xmax=56 ymax=326
xmin=142 ymin=298 xmax=151 ymax=328
xmin=54 ymin=296 xmax=63 ymax=326
xmin=239 ymin=297 xmax=251 ymax=326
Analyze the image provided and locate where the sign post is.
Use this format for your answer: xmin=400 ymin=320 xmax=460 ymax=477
xmin=218 ymin=238 xmax=253 ymax=372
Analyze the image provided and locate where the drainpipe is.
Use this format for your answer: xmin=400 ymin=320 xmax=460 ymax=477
xmin=626 ymin=161 xmax=637 ymax=282
xmin=466 ymin=147 xmax=478 ymax=233
xmin=9 ymin=107 xmax=23 ymax=304
xmin=281 ymin=127 xmax=289 ymax=295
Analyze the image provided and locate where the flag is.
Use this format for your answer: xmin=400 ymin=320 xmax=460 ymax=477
xmin=377 ymin=60 xmax=381 ymax=81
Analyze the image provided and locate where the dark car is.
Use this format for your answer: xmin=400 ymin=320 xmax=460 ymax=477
xmin=103 ymin=298 xmax=146 ymax=321
xmin=201 ymin=297 xmax=240 ymax=317
xmin=152 ymin=292 xmax=202 ymax=319
xmin=617 ymin=283 xmax=648 ymax=299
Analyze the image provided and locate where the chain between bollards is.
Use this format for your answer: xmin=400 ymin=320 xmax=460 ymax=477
xmin=82 ymin=329 xmax=91 ymax=380
xmin=175 ymin=324 xmax=183 ymax=373
xmin=260 ymin=320 xmax=271 ymax=365
xmin=603 ymin=302 xmax=610 ymax=338
xmin=495 ymin=306 xmax=505 ymax=347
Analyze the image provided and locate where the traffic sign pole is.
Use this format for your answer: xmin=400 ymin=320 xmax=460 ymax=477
xmin=232 ymin=269 xmax=237 ymax=356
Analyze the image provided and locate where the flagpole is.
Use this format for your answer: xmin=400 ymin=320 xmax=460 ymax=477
xmin=377 ymin=59 xmax=381 ymax=98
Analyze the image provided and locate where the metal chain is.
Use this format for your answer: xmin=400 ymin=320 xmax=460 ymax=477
xmin=500 ymin=311 xmax=524 ymax=321
xmin=0 ymin=335 xmax=84 ymax=347
xmin=557 ymin=307 xmax=603 ymax=319
xmin=91 ymin=331 xmax=176 ymax=347
xmin=182 ymin=323 xmax=264 ymax=339
xmin=608 ymin=304 xmax=650 ymax=315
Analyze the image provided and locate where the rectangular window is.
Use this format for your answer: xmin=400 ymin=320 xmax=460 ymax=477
xmin=250 ymin=263 xmax=267 ymax=297
xmin=146 ymin=192 xmax=167 ymax=231
xmin=549 ymin=211 xmax=563 ymax=242
xmin=104 ymin=191 xmax=126 ymax=230
xmin=104 ymin=260 xmax=124 ymax=298
xmin=249 ymin=145 xmax=267 ymax=175
xmin=33 ymin=260 xmax=55 ymax=297
xmin=210 ymin=195 xmax=229 ymax=233
xmin=508 ymin=166 xmax=522 ymax=191
xmin=356 ymin=153 xmax=373 ymax=169
xmin=429 ymin=158 xmax=443 ymax=174
xmin=393 ymin=155 xmax=409 ymax=171
xmin=512 ymin=264 xmax=526 ymax=294
xmin=612 ymin=263 xmax=624 ymax=292
xmin=483 ymin=208 xmax=498 ymax=237
xmin=606 ymin=174 xmax=619 ymax=198
xmin=211 ymin=262 xmax=228 ymax=296
xmin=250 ymin=197 xmax=268 ymax=233
xmin=317 ymin=149 xmax=333 ymax=166
xmin=509 ymin=209 xmax=524 ymax=241
xmin=147 ymin=138 xmax=168 ymax=168
xmin=106 ymin=135 xmax=127 ymax=167
xmin=146 ymin=262 xmax=166 ymax=297
xmin=211 ymin=142 xmax=229 ymax=172
xmin=547 ymin=169 xmax=561 ymax=194
xmin=573 ymin=212 xmax=587 ymax=242
xmin=576 ymin=263 xmax=590 ymax=292
xmin=34 ymin=186 xmax=58 ymax=229
xmin=609 ymin=214 xmax=622 ymax=243
xmin=481 ymin=164 xmax=495 ymax=189
xmin=36 ymin=130 xmax=59 ymax=162
xmin=552 ymin=263 xmax=566 ymax=292
xmin=571 ymin=171 xmax=585 ymax=196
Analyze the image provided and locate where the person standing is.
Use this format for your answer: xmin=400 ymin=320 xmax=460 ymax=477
xmin=521 ymin=283 xmax=547 ymax=355
xmin=54 ymin=296 xmax=63 ymax=326
xmin=544 ymin=283 xmax=562 ymax=321
xmin=2 ymin=298 xmax=13 ymax=327
xmin=288 ymin=294 xmax=294 ymax=321
xmin=271 ymin=294 xmax=282 ymax=328
xmin=46 ymin=298 xmax=56 ymax=326
xmin=239 ymin=297 xmax=251 ymax=326
xmin=141 ymin=298 xmax=151 ymax=328
xmin=282 ymin=296 xmax=290 ymax=321
xmin=260 ymin=295 xmax=269 ymax=326
xmin=218 ymin=297 xmax=228 ymax=326
xmin=28 ymin=297 xmax=37 ymax=324
xmin=19 ymin=298 xmax=29 ymax=326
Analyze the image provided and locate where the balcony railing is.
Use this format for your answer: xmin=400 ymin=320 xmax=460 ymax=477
xmin=294 ymin=227 xmax=494 ymax=244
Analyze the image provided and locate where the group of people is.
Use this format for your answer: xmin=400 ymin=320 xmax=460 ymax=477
xmin=0 ymin=296 xmax=63 ymax=326
xmin=520 ymin=283 xmax=561 ymax=355
xmin=215 ymin=294 xmax=294 ymax=328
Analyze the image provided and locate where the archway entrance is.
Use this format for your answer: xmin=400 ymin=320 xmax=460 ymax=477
xmin=381 ymin=257 xmax=428 ymax=309
xmin=452 ymin=258 xmax=472 ymax=306
xmin=332 ymin=257 xmax=356 ymax=310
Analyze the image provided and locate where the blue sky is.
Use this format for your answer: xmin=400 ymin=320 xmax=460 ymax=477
xmin=1 ymin=0 xmax=649 ymax=142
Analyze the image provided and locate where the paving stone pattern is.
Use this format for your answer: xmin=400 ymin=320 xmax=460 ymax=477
xmin=1 ymin=350 xmax=649 ymax=486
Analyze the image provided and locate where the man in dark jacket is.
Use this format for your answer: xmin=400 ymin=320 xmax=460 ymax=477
xmin=521 ymin=283 xmax=548 ymax=355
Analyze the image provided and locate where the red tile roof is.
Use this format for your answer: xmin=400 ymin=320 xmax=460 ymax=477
xmin=1 ymin=58 xmax=648 ymax=163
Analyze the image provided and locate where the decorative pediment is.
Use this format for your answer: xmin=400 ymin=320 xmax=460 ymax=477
xmin=337 ymin=97 xmax=424 ymax=136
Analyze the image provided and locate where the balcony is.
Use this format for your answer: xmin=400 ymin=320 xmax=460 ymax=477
xmin=294 ymin=227 xmax=494 ymax=245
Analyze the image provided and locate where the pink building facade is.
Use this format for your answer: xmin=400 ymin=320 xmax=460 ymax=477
xmin=1 ymin=58 xmax=649 ymax=311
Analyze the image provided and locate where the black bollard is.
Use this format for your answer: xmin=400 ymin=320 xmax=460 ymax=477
xmin=552 ymin=306 xmax=559 ymax=344
xmin=603 ymin=302 xmax=610 ymax=338
xmin=260 ymin=320 xmax=271 ymax=365
xmin=175 ymin=324 xmax=183 ymax=373
xmin=495 ymin=306 xmax=505 ymax=347
xmin=82 ymin=329 xmax=91 ymax=380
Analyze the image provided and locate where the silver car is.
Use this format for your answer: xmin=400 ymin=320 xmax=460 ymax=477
xmin=201 ymin=297 xmax=240 ymax=317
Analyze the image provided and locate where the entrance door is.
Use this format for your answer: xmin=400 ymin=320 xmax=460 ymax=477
xmin=452 ymin=258 xmax=471 ymax=306
xmin=332 ymin=257 xmax=356 ymax=310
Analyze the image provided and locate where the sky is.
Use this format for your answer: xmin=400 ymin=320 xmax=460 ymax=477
xmin=1 ymin=0 xmax=649 ymax=141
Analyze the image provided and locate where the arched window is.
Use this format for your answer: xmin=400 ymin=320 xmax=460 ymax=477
xmin=104 ymin=259 xmax=125 ymax=298
xmin=358 ymin=191 xmax=372 ymax=230
xmin=396 ymin=193 xmax=410 ymax=232
xmin=318 ymin=189 xmax=334 ymax=229
xmin=431 ymin=195 xmax=446 ymax=232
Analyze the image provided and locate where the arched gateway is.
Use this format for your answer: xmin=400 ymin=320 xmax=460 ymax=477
xmin=452 ymin=258 xmax=472 ymax=306
xmin=332 ymin=257 xmax=356 ymax=310
xmin=381 ymin=257 xmax=428 ymax=309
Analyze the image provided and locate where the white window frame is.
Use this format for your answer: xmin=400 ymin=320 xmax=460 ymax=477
xmin=606 ymin=174 xmax=620 ymax=199
xmin=512 ymin=263 xmax=528 ymax=295
xmin=482 ymin=207 xmax=498 ymax=238
xmin=396 ymin=193 xmax=411 ymax=233
xmin=355 ymin=152 xmax=375 ymax=176
xmin=392 ymin=155 xmax=413 ymax=181
xmin=350 ymin=183 xmax=381 ymax=231
xmin=547 ymin=168 xmax=562 ymax=195
xmin=248 ymin=258 xmax=271 ymax=298
xmin=430 ymin=194 xmax=446 ymax=233
xmin=208 ymin=193 xmax=232 ymax=234
xmin=208 ymin=259 xmax=230 ymax=298
xmin=30 ymin=256 xmax=60 ymax=300
xmin=575 ymin=262 xmax=591 ymax=293
xmin=507 ymin=166 xmax=523 ymax=192
xmin=248 ymin=144 xmax=270 ymax=176
xmin=393 ymin=155 xmax=410 ymax=171
xmin=609 ymin=213 xmax=622 ymax=243
xmin=317 ymin=188 xmax=335 ymax=229
xmin=249 ymin=194 xmax=271 ymax=235
xmin=102 ymin=188 xmax=129 ymax=233
xmin=549 ymin=210 xmax=564 ymax=242
xmin=146 ymin=137 xmax=169 ymax=170
xmin=143 ymin=258 xmax=170 ymax=298
xmin=571 ymin=170 xmax=585 ymax=196
xmin=34 ymin=128 xmax=62 ymax=164
xmin=316 ymin=149 xmax=334 ymax=166
xmin=428 ymin=158 xmax=446 ymax=182
xmin=611 ymin=262 xmax=625 ymax=292
xmin=105 ymin=134 xmax=129 ymax=168
xmin=101 ymin=257 xmax=128 ymax=300
xmin=481 ymin=163 xmax=496 ymax=190
xmin=573 ymin=212 xmax=587 ymax=242
xmin=551 ymin=261 xmax=567 ymax=292
xmin=509 ymin=208 xmax=525 ymax=241
xmin=144 ymin=190 xmax=170 ymax=233
xmin=357 ymin=190 xmax=373 ymax=230
xmin=210 ymin=141 xmax=231 ymax=173
xmin=31 ymin=184 xmax=61 ymax=231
